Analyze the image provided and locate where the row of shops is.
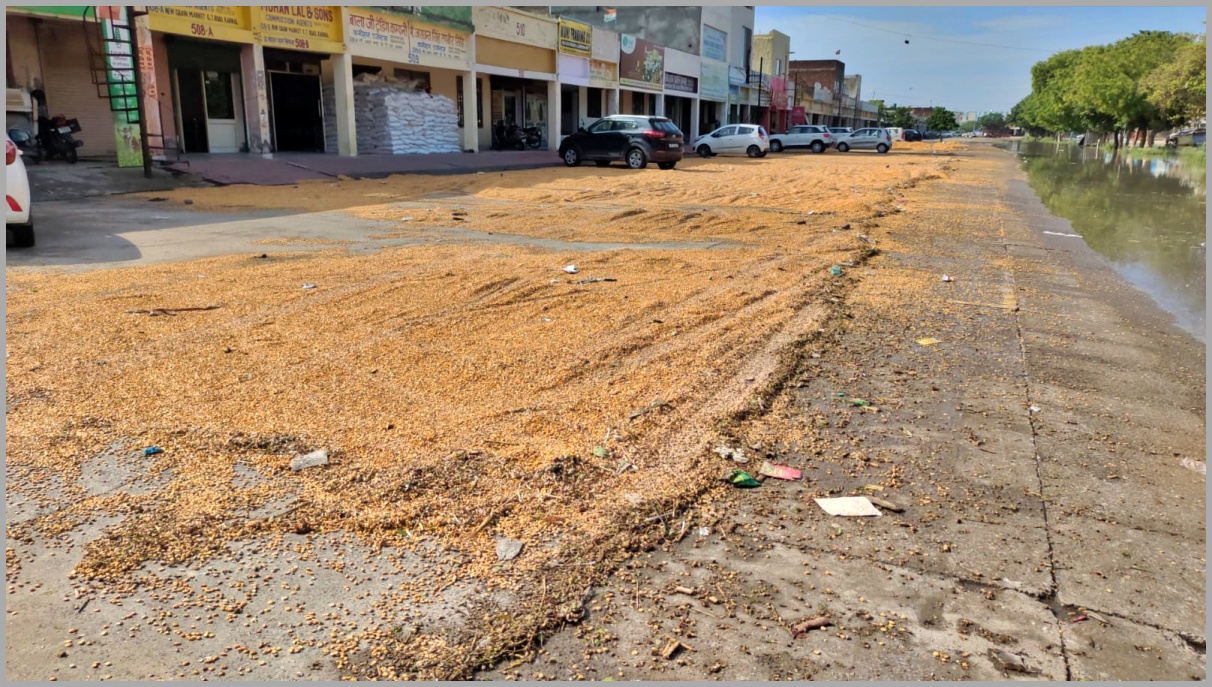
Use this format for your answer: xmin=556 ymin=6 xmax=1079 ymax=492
xmin=5 ymin=5 xmax=767 ymax=166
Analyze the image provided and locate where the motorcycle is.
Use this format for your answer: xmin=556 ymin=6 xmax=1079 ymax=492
xmin=491 ymin=120 xmax=526 ymax=151
xmin=521 ymin=126 xmax=543 ymax=149
xmin=37 ymin=115 xmax=83 ymax=163
xmin=7 ymin=127 xmax=41 ymax=164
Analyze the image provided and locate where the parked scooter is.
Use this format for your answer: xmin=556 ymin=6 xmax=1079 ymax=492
xmin=37 ymin=115 xmax=83 ymax=163
xmin=521 ymin=126 xmax=543 ymax=149
xmin=7 ymin=127 xmax=41 ymax=164
xmin=491 ymin=120 xmax=527 ymax=151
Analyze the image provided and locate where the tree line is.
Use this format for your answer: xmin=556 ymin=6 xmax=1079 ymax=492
xmin=1009 ymin=29 xmax=1206 ymax=148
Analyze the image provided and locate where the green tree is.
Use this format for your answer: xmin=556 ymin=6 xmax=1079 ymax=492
xmin=869 ymin=99 xmax=886 ymax=124
xmin=977 ymin=111 xmax=1008 ymax=134
xmin=1141 ymin=32 xmax=1206 ymax=125
xmin=926 ymin=107 xmax=959 ymax=132
xmin=884 ymin=105 xmax=916 ymax=129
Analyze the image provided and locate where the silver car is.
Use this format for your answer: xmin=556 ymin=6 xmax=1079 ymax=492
xmin=834 ymin=127 xmax=893 ymax=154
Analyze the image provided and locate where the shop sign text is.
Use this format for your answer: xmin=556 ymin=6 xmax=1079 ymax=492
xmin=347 ymin=7 xmax=470 ymax=69
xmin=558 ymin=18 xmax=592 ymax=57
xmin=146 ymin=6 xmax=253 ymax=43
xmin=253 ymin=6 xmax=344 ymax=54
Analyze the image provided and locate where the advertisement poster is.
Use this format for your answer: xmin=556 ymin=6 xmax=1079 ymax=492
xmin=253 ymin=6 xmax=344 ymax=54
xmin=699 ymin=62 xmax=728 ymax=102
xmin=145 ymin=6 xmax=253 ymax=42
xmin=701 ymin=25 xmax=727 ymax=62
xmin=618 ymin=34 xmax=664 ymax=91
xmin=558 ymin=18 xmax=592 ymax=57
xmin=664 ymin=72 xmax=697 ymax=94
xmin=589 ymin=59 xmax=618 ymax=89
xmin=346 ymin=6 xmax=471 ymax=70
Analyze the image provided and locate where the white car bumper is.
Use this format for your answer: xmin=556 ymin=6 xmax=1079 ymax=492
xmin=6 ymin=154 xmax=31 ymax=225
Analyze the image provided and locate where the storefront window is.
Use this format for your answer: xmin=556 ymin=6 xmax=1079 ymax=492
xmin=204 ymin=71 xmax=235 ymax=120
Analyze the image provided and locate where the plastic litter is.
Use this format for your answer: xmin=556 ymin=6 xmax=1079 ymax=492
xmin=302 ymin=283 xmax=317 ymax=290
xmin=727 ymin=470 xmax=760 ymax=488
xmin=941 ymin=274 xmax=954 ymax=282
xmin=142 ymin=446 xmax=163 ymax=457
xmin=758 ymin=461 xmax=802 ymax=481
xmin=916 ymin=338 xmax=941 ymax=346
xmin=830 ymin=265 xmax=844 ymax=276
xmin=562 ymin=264 xmax=579 ymax=274
xmin=814 ymin=496 xmax=882 ymax=517
xmin=290 ymin=449 xmax=330 ymax=471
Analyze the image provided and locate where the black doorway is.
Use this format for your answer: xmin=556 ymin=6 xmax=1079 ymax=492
xmin=269 ymin=72 xmax=323 ymax=152
xmin=560 ymin=84 xmax=577 ymax=135
xmin=176 ymin=68 xmax=209 ymax=153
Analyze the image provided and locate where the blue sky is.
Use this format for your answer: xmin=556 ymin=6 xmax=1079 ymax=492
xmin=754 ymin=6 xmax=1208 ymax=114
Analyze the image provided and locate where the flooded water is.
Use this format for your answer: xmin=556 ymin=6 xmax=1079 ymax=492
xmin=1002 ymin=140 xmax=1207 ymax=342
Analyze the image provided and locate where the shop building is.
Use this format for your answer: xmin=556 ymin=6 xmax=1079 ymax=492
xmin=751 ymin=29 xmax=790 ymax=132
xmin=587 ymin=29 xmax=620 ymax=124
xmin=697 ymin=17 xmax=729 ymax=136
xmin=473 ymin=6 xmax=559 ymax=151
xmin=335 ymin=6 xmax=477 ymax=155
xmin=662 ymin=47 xmax=699 ymax=138
xmin=6 ymin=6 xmax=125 ymax=159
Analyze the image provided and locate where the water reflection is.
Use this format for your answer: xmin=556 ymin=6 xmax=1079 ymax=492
xmin=1001 ymin=141 xmax=1206 ymax=342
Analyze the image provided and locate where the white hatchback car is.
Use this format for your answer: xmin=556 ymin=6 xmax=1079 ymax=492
xmin=6 ymin=134 xmax=34 ymax=247
xmin=692 ymin=124 xmax=770 ymax=158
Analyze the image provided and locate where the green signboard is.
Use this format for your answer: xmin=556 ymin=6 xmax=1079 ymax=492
xmin=8 ymin=6 xmax=91 ymax=19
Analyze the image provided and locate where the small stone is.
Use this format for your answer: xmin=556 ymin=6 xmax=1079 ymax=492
xmin=496 ymin=538 xmax=524 ymax=561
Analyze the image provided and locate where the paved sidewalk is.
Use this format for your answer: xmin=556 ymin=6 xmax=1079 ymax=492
xmin=166 ymin=150 xmax=561 ymax=186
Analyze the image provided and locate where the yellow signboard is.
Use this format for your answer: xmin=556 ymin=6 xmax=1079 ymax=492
xmin=252 ymin=6 xmax=343 ymax=54
xmin=558 ymin=18 xmax=592 ymax=58
xmin=145 ymin=6 xmax=253 ymax=43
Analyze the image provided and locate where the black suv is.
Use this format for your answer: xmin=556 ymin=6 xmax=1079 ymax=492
xmin=903 ymin=129 xmax=923 ymax=142
xmin=558 ymin=115 xmax=685 ymax=170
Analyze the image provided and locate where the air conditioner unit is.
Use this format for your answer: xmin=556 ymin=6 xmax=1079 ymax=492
xmin=6 ymin=88 xmax=32 ymax=113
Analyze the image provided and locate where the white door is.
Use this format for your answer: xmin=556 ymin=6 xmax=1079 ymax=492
xmin=713 ymin=126 xmax=737 ymax=152
xmin=203 ymin=70 xmax=244 ymax=153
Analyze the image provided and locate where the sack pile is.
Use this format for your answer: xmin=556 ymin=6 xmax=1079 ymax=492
xmin=323 ymin=74 xmax=462 ymax=155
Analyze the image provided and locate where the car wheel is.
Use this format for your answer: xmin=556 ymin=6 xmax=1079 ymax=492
xmin=757 ymin=150 xmax=768 ymax=158
xmin=746 ymin=145 xmax=761 ymax=158
xmin=595 ymin=160 xmax=611 ymax=167
xmin=770 ymin=140 xmax=783 ymax=153
xmin=66 ymin=147 xmax=78 ymax=164
xmin=625 ymin=147 xmax=648 ymax=169
xmin=877 ymin=144 xmax=889 ymax=154
xmin=697 ymin=144 xmax=712 ymax=158
xmin=562 ymin=147 xmax=581 ymax=167
xmin=8 ymin=222 xmax=35 ymax=248
xmin=837 ymin=143 xmax=850 ymax=153
xmin=810 ymin=141 xmax=825 ymax=154
xmin=658 ymin=161 xmax=677 ymax=170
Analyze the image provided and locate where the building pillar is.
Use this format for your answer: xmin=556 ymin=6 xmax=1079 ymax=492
xmin=241 ymin=43 xmax=273 ymax=158
xmin=462 ymin=69 xmax=479 ymax=151
xmin=547 ymin=79 xmax=560 ymax=151
xmin=578 ymin=86 xmax=589 ymax=129
xmin=689 ymin=96 xmax=701 ymax=138
xmin=332 ymin=51 xmax=356 ymax=157
xmin=654 ymin=93 xmax=665 ymax=117
xmin=609 ymin=88 xmax=620 ymax=115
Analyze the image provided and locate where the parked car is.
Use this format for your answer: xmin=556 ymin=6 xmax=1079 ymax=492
xmin=834 ymin=128 xmax=893 ymax=154
xmin=769 ymin=125 xmax=832 ymax=153
xmin=6 ymin=134 xmax=34 ymax=248
xmin=692 ymin=124 xmax=770 ymax=158
xmin=558 ymin=115 xmax=684 ymax=170
xmin=885 ymin=126 xmax=904 ymax=141
xmin=1167 ymin=128 xmax=1207 ymax=148
xmin=826 ymin=127 xmax=853 ymax=144
xmin=903 ymin=129 xmax=923 ymax=142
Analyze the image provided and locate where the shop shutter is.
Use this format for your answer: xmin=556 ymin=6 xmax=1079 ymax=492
xmin=38 ymin=19 xmax=117 ymax=158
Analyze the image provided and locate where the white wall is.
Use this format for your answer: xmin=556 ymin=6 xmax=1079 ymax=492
xmin=728 ymin=6 xmax=754 ymax=71
xmin=664 ymin=47 xmax=700 ymax=80
xmin=591 ymin=28 xmax=619 ymax=62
